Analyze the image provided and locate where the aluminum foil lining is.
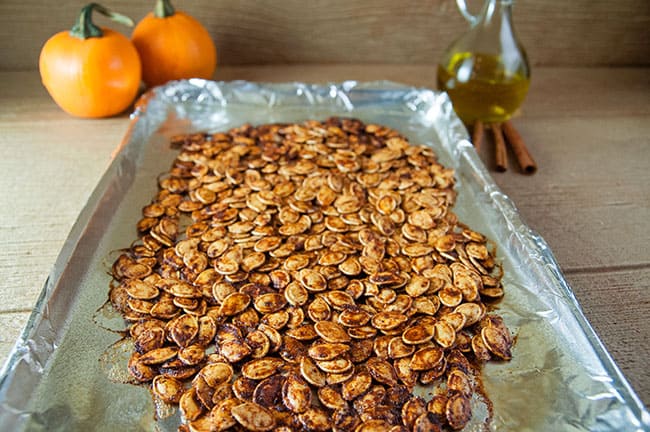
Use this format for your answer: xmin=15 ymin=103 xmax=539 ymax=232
xmin=0 ymin=80 xmax=648 ymax=432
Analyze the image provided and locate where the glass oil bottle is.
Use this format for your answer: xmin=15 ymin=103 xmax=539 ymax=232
xmin=437 ymin=0 xmax=530 ymax=124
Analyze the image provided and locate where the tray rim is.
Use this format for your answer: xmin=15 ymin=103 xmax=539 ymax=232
xmin=1 ymin=79 xmax=648 ymax=430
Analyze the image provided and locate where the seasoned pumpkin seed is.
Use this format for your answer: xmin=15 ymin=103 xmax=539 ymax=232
xmin=300 ymin=356 xmax=327 ymax=387
xmin=299 ymin=407 xmax=332 ymax=432
xmin=178 ymin=344 xmax=206 ymax=366
xmin=210 ymin=398 xmax=240 ymax=431
xmin=387 ymin=336 xmax=415 ymax=359
xmin=481 ymin=326 xmax=513 ymax=360
xmin=254 ymin=293 xmax=287 ymax=314
xmin=341 ymin=370 xmax=372 ymax=401
xmin=139 ymin=346 xmax=178 ymax=365
xmin=253 ymin=374 xmax=284 ymax=408
xmin=282 ymin=375 xmax=312 ymax=413
xmin=446 ymin=393 xmax=472 ymax=430
xmin=316 ymin=357 xmax=353 ymax=374
xmin=314 ymin=320 xmax=351 ymax=343
xmin=401 ymin=396 xmax=427 ymax=429
xmin=241 ymin=357 xmax=285 ymax=380
xmin=245 ymin=330 xmax=271 ymax=358
xmin=128 ymin=353 xmax=157 ymax=382
xmin=231 ymin=402 xmax=276 ymax=431
xmin=371 ymin=311 xmax=408 ymax=331
xmin=366 ymin=358 xmax=399 ymax=386
xmin=134 ymin=327 xmax=165 ymax=354
xmin=413 ymin=412 xmax=442 ymax=432
xmin=410 ymin=346 xmax=444 ymax=371
xmin=199 ymin=362 xmax=233 ymax=387
xmin=179 ymin=388 xmax=203 ymax=422
xmin=308 ymin=342 xmax=350 ymax=361
xmin=308 ymin=296 xmax=332 ymax=322
xmin=152 ymin=375 xmax=184 ymax=404
xmin=219 ymin=292 xmax=251 ymax=316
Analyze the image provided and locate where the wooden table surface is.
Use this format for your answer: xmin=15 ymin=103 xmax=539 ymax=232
xmin=0 ymin=66 xmax=648 ymax=408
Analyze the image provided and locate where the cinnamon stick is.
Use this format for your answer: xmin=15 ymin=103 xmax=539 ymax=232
xmin=472 ymin=120 xmax=485 ymax=151
xmin=491 ymin=123 xmax=508 ymax=172
xmin=502 ymin=121 xmax=537 ymax=174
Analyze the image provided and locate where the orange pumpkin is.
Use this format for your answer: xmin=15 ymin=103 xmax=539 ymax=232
xmin=132 ymin=0 xmax=217 ymax=88
xmin=39 ymin=3 xmax=141 ymax=118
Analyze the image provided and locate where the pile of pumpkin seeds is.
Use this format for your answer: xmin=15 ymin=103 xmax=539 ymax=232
xmin=110 ymin=118 xmax=513 ymax=432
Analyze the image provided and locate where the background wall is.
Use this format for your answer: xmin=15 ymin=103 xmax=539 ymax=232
xmin=1 ymin=0 xmax=649 ymax=70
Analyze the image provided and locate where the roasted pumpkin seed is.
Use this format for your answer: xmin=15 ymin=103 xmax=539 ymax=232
xmin=210 ymin=398 xmax=240 ymax=431
xmin=299 ymin=407 xmax=332 ymax=432
xmin=445 ymin=393 xmax=472 ymax=430
xmin=308 ymin=342 xmax=350 ymax=361
xmin=254 ymin=293 xmax=287 ymax=314
xmin=178 ymin=344 xmax=206 ymax=366
xmin=410 ymin=346 xmax=444 ymax=371
xmin=253 ymin=374 xmax=284 ymax=408
xmin=170 ymin=314 xmax=199 ymax=348
xmin=200 ymin=362 xmax=233 ymax=387
xmin=231 ymin=402 xmax=276 ymax=431
xmin=341 ymin=369 xmax=372 ymax=401
xmin=134 ymin=327 xmax=165 ymax=354
xmin=241 ymin=357 xmax=285 ymax=380
xmin=339 ymin=308 xmax=371 ymax=328
xmin=314 ymin=320 xmax=350 ymax=343
xmin=139 ymin=346 xmax=178 ymax=365
xmin=366 ymin=357 xmax=399 ymax=386
xmin=152 ymin=375 xmax=184 ymax=404
xmin=388 ymin=336 xmax=415 ymax=359
xmin=401 ymin=396 xmax=427 ymax=429
xmin=245 ymin=330 xmax=271 ymax=358
xmin=299 ymin=356 xmax=327 ymax=387
xmin=179 ymin=388 xmax=203 ymax=422
xmin=282 ymin=375 xmax=312 ymax=413
xmin=308 ymin=297 xmax=332 ymax=322
xmin=481 ymin=326 xmax=512 ymax=360
xmin=316 ymin=357 xmax=353 ymax=374
xmin=218 ymin=292 xmax=251 ymax=316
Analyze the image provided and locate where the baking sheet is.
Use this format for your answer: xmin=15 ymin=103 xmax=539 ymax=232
xmin=0 ymin=80 xmax=648 ymax=431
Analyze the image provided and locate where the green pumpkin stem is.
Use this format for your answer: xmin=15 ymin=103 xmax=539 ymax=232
xmin=154 ymin=0 xmax=176 ymax=18
xmin=70 ymin=2 xmax=134 ymax=39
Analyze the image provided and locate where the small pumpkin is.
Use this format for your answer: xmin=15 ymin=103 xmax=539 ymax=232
xmin=39 ymin=3 xmax=141 ymax=118
xmin=132 ymin=0 xmax=217 ymax=88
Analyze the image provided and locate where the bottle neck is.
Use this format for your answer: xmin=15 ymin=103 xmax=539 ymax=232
xmin=480 ymin=0 xmax=513 ymax=28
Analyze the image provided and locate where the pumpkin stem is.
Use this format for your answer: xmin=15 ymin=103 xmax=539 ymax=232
xmin=70 ymin=3 xmax=134 ymax=39
xmin=154 ymin=0 xmax=176 ymax=18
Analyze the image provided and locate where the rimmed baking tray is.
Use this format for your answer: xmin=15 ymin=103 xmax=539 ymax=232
xmin=0 ymin=80 xmax=648 ymax=431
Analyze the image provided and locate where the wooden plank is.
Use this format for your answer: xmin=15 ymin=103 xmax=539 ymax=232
xmin=0 ymin=73 xmax=125 ymax=311
xmin=1 ymin=0 xmax=649 ymax=70
xmin=565 ymin=268 xmax=650 ymax=406
xmin=519 ymin=67 xmax=650 ymax=118
xmin=0 ymin=312 xmax=30 ymax=367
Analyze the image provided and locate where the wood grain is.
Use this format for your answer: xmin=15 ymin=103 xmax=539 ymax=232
xmin=566 ymin=268 xmax=650 ymax=405
xmin=0 ymin=66 xmax=648 ymax=408
xmin=0 ymin=312 xmax=30 ymax=366
xmin=1 ymin=0 xmax=649 ymax=71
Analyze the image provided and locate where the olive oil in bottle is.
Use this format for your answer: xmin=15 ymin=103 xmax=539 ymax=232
xmin=438 ymin=0 xmax=530 ymax=124
xmin=437 ymin=52 xmax=530 ymax=124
